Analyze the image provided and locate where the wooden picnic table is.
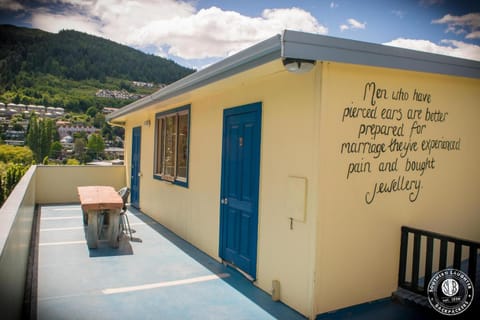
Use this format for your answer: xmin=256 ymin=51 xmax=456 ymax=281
xmin=77 ymin=186 xmax=124 ymax=249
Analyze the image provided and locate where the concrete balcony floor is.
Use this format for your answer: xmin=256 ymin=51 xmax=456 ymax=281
xmin=36 ymin=204 xmax=306 ymax=320
xmin=32 ymin=202 xmax=478 ymax=319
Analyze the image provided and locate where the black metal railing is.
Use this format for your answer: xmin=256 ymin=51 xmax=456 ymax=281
xmin=398 ymin=226 xmax=479 ymax=295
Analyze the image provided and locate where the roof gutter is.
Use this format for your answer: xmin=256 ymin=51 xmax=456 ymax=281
xmin=281 ymin=29 xmax=480 ymax=79
xmin=107 ymin=120 xmax=126 ymax=128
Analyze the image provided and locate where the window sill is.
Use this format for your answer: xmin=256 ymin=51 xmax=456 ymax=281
xmin=153 ymin=174 xmax=188 ymax=188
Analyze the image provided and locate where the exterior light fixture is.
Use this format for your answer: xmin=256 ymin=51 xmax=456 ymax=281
xmin=282 ymin=58 xmax=316 ymax=73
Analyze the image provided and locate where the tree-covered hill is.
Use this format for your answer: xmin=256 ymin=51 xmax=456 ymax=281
xmin=0 ymin=24 xmax=195 ymax=112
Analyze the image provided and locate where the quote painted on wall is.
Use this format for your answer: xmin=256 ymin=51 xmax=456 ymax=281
xmin=340 ymin=81 xmax=461 ymax=205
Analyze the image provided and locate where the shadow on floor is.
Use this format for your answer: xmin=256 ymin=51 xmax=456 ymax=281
xmin=84 ymin=224 xmax=134 ymax=257
xmin=127 ymin=206 xmax=307 ymax=320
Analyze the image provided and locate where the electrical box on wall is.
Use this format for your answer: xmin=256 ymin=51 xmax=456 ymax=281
xmin=286 ymin=176 xmax=307 ymax=222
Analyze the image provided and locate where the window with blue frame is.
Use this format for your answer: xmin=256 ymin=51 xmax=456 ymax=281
xmin=154 ymin=105 xmax=190 ymax=186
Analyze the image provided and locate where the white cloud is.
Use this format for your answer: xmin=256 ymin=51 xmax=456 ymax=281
xmin=0 ymin=0 xmax=24 ymax=11
xmin=131 ymin=6 xmax=328 ymax=59
xmin=340 ymin=18 xmax=366 ymax=31
xmin=466 ymin=31 xmax=480 ymax=39
xmin=419 ymin=0 xmax=444 ymax=7
xmin=383 ymin=38 xmax=480 ymax=61
xmin=330 ymin=2 xmax=338 ymax=9
xmin=391 ymin=10 xmax=405 ymax=19
xmin=30 ymin=8 xmax=102 ymax=35
xmin=27 ymin=1 xmax=327 ymax=61
xmin=432 ymin=13 xmax=480 ymax=40
xmin=348 ymin=18 xmax=366 ymax=29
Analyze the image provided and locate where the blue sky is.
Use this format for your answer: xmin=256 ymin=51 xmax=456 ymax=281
xmin=0 ymin=0 xmax=479 ymax=69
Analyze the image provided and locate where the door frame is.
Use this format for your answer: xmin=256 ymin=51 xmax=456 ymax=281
xmin=130 ymin=126 xmax=141 ymax=208
xmin=219 ymin=102 xmax=262 ymax=279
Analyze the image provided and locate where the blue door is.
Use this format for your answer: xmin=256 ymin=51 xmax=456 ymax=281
xmin=219 ymin=102 xmax=262 ymax=279
xmin=130 ymin=126 xmax=141 ymax=208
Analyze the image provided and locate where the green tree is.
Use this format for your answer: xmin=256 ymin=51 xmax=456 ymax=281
xmin=40 ymin=118 xmax=54 ymax=160
xmin=86 ymin=106 xmax=98 ymax=118
xmin=87 ymin=133 xmax=105 ymax=159
xmin=0 ymin=145 xmax=33 ymax=164
xmin=101 ymin=122 xmax=113 ymax=141
xmin=0 ymin=175 xmax=3 ymax=205
xmin=0 ymin=163 xmax=30 ymax=205
xmin=12 ymin=123 xmax=24 ymax=131
xmin=73 ymin=131 xmax=88 ymax=140
xmin=26 ymin=115 xmax=54 ymax=163
xmin=74 ymin=138 xmax=86 ymax=163
xmin=49 ymin=141 xmax=63 ymax=159
xmin=119 ymin=80 xmax=132 ymax=91
xmin=66 ymin=158 xmax=80 ymax=165
xmin=93 ymin=112 xmax=105 ymax=129
xmin=26 ymin=114 xmax=40 ymax=162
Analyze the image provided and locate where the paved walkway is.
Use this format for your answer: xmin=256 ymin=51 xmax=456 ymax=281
xmin=37 ymin=205 xmax=306 ymax=320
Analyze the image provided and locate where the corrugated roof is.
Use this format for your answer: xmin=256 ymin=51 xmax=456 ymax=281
xmin=107 ymin=30 xmax=480 ymax=121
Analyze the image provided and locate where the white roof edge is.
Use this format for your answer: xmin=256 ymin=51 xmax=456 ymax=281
xmin=282 ymin=30 xmax=480 ymax=79
xmin=108 ymin=30 xmax=480 ymax=121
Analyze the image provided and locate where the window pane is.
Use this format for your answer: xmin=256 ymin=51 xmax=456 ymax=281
xmin=155 ymin=118 xmax=163 ymax=174
xmin=154 ymin=106 xmax=190 ymax=186
xmin=177 ymin=113 xmax=188 ymax=178
xmin=164 ymin=115 xmax=177 ymax=176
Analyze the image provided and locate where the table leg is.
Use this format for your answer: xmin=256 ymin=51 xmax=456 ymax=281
xmin=107 ymin=209 xmax=121 ymax=248
xmin=83 ymin=209 xmax=88 ymax=225
xmin=86 ymin=210 xmax=99 ymax=249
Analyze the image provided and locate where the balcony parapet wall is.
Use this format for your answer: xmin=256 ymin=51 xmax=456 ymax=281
xmin=0 ymin=165 xmax=126 ymax=319
xmin=35 ymin=165 xmax=126 ymax=204
xmin=0 ymin=166 xmax=36 ymax=320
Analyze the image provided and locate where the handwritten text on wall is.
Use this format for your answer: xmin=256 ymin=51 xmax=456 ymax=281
xmin=340 ymin=82 xmax=460 ymax=205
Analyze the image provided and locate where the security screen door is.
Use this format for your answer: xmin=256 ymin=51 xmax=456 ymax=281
xmin=219 ymin=102 xmax=261 ymax=279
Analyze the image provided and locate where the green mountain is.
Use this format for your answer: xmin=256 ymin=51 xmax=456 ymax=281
xmin=0 ymin=24 xmax=194 ymax=112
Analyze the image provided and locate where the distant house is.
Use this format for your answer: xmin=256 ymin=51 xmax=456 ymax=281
xmin=60 ymin=135 xmax=73 ymax=144
xmin=107 ymin=30 xmax=480 ymax=318
xmin=4 ymin=130 xmax=25 ymax=146
xmin=57 ymin=124 xmax=99 ymax=139
xmin=132 ymin=81 xmax=155 ymax=88
xmin=102 ymin=107 xmax=119 ymax=115
xmin=95 ymin=89 xmax=143 ymax=100
xmin=27 ymin=104 xmax=46 ymax=115
xmin=55 ymin=120 xmax=70 ymax=126
xmin=104 ymin=147 xmax=124 ymax=160
xmin=0 ymin=103 xmax=63 ymax=118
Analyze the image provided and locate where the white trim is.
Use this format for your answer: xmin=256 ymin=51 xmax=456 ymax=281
xmin=102 ymin=273 xmax=230 ymax=295
xmin=39 ymin=240 xmax=86 ymax=246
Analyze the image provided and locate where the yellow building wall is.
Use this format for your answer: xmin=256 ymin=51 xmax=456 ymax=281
xmin=121 ymin=61 xmax=318 ymax=317
xmin=314 ymin=61 xmax=480 ymax=314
